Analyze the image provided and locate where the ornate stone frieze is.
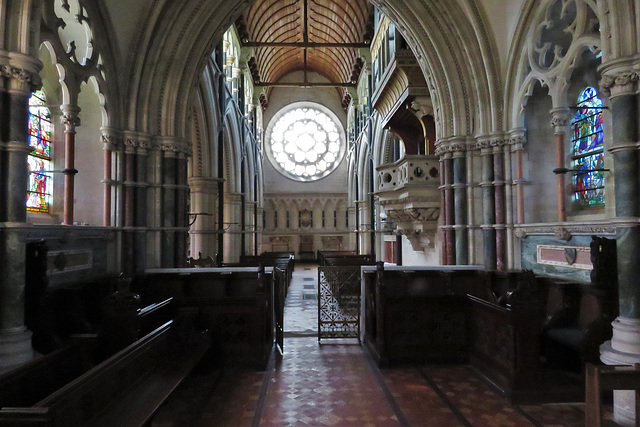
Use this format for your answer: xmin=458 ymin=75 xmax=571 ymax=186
xmin=434 ymin=142 xmax=466 ymax=156
xmin=472 ymin=136 xmax=504 ymax=152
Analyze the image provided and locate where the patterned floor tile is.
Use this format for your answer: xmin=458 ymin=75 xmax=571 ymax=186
xmin=154 ymin=263 xmax=599 ymax=427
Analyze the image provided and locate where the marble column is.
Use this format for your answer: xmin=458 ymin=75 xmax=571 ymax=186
xmin=478 ymin=140 xmax=496 ymax=270
xmin=0 ymin=60 xmax=42 ymax=367
xmin=161 ymin=143 xmax=177 ymax=268
xmin=442 ymin=152 xmax=455 ymax=265
xmin=493 ymin=140 xmax=506 ymax=271
xmin=599 ymin=69 xmax=640 ymax=425
xmin=551 ymin=108 xmax=570 ymax=222
xmin=60 ymin=105 xmax=81 ymax=225
xmin=453 ymin=149 xmax=468 ymax=265
xmin=175 ymin=154 xmax=188 ymax=267
xmin=100 ymin=128 xmax=120 ymax=227
xmin=507 ymin=131 xmax=526 ymax=270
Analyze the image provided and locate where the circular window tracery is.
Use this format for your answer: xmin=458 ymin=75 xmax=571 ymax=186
xmin=267 ymin=106 xmax=344 ymax=182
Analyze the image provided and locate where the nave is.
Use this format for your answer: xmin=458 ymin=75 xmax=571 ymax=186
xmin=151 ymin=264 xmax=600 ymax=427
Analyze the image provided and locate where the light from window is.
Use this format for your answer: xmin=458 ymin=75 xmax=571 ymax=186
xmin=571 ymin=87 xmax=604 ymax=207
xmin=27 ymin=89 xmax=53 ymax=212
xmin=268 ymin=107 xmax=343 ymax=181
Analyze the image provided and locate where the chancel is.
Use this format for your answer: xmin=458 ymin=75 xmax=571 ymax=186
xmin=1 ymin=0 xmax=640 ymax=425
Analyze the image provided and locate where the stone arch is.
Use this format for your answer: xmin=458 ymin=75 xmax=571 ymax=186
xmin=128 ymin=0 xmax=502 ymax=144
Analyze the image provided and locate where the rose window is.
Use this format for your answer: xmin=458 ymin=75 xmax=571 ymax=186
xmin=267 ymin=107 xmax=344 ymax=181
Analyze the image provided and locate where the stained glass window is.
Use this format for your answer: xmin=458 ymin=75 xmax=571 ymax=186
xmin=268 ymin=107 xmax=344 ymax=182
xmin=571 ymin=86 xmax=604 ymax=207
xmin=27 ymin=89 xmax=53 ymax=212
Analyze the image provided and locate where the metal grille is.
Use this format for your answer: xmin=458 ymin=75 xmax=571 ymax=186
xmin=318 ymin=266 xmax=361 ymax=340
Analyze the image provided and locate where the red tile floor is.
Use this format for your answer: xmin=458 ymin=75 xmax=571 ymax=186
xmin=152 ymin=264 xmax=612 ymax=427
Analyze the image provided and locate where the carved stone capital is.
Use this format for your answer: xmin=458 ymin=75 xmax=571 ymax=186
xmin=601 ymin=71 xmax=639 ymax=98
xmin=3 ymin=65 xmax=42 ymax=94
xmin=434 ymin=142 xmax=466 ymax=156
xmin=60 ymin=105 xmax=82 ymax=132
xmin=101 ymin=128 xmax=123 ymax=150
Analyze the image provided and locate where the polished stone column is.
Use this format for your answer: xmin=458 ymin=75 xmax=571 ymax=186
xmin=175 ymin=154 xmax=188 ymax=267
xmin=441 ymin=152 xmax=455 ymax=265
xmin=453 ymin=149 xmax=468 ymax=265
xmin=599 ymin=69 xmax=640 ymax=425
xmin=478 ymin=140 xmax=496 ymax=270
xmin=161 ymin=144 xmax=177 ymax=268
xmin=60 ymin=105 xmax=81 ymax=225
xmin=100 ymin=128 xmax=121 ymax=227
xmin=507 ymin=131 xmax=526 ymax=270
xmin=0 ymin=60 xmax=42 ymax=367
xmin=493 ymin=140 xmax=506 ymax=271
xmin=551 ymin=108 xmax=570 ymax=222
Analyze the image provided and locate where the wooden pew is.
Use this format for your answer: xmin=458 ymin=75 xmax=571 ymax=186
xmin=318 ymin=252 xmax=374 ymax=267
xmin=137 ymin=267 xmax=274 ymax=369
xmin=585 ymin=363 xmax=640 ymax=427
xmin=468 ymin=295 xmax=543 ymax=401
xmin=0 ymin=318 xmax=210 ymax=426
xmin=543 ymin=282 xmax=617 ymax=372
xmin=362 ymin=264 xmax=547 ymax=402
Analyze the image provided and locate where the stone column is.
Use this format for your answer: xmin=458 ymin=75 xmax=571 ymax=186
xmin=477 ymin=139 xmax=496 ymax=270
xmin=465 ymin=147 xmax=476 ymax=265
xmin=440 ymin=151 xmax=455 ymax=265
xmin=599 ymin=69 xmax=640 ymax=425
xmin=0 ymin=60 xmax=42 ymax=367
xmin=453 ymin=148 xmax=468 ymax=265
xmin=175 ymin=153 xmax=188 ymax=267
xmin=358 ymin=200 xmax=371 ymax=255
xmin=100 ymin=128 xmax=121 ymax=227
xmin=507 ymin=131 xmax=526 ymax=270
xmin=60 ymin=105 xmax=81 ymax=225
xmin=223 ymin=192 xmax=242 ymax=263
xmin=188 ymin=177 xmax=219 ymax=260
xmin=550 ymin=108 xmax=570 ymax=222
xmin=492 ymin=139 xmax=506 ymax=271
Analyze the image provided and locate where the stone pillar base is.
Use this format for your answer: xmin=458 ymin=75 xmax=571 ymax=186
xmin=0 ymin=327 xmax=34 ymax=368
xmin=600 ymin=317 xmax=640 ymax=426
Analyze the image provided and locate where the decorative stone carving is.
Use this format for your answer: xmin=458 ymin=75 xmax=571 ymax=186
xmin=3 ymin=65 xmax=42 ymax=93
xmin=60 ymin=109 xmax=82 ymax=132
xmin=553 ymin=227 xmax=572 ymax=241
xmin=600 ymin=71 xmax=639 ymax=97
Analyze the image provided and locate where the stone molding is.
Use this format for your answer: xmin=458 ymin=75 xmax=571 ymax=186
xmin=514 ymin=222 xmax=618 ymax=239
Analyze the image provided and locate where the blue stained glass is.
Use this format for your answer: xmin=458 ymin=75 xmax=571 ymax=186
xmin=571 ymin=87 xmax=605 ymax=207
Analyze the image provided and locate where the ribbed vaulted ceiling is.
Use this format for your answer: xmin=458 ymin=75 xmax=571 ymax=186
xmin=238 ymin=0 xmax=373 ymax=87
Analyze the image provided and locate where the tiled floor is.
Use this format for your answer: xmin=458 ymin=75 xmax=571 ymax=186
xmin=153 ymin=263 xmax=605 ymax=426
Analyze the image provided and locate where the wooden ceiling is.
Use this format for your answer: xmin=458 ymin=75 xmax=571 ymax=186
xmin=238 ymin=0 xmax=373 ymax=89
